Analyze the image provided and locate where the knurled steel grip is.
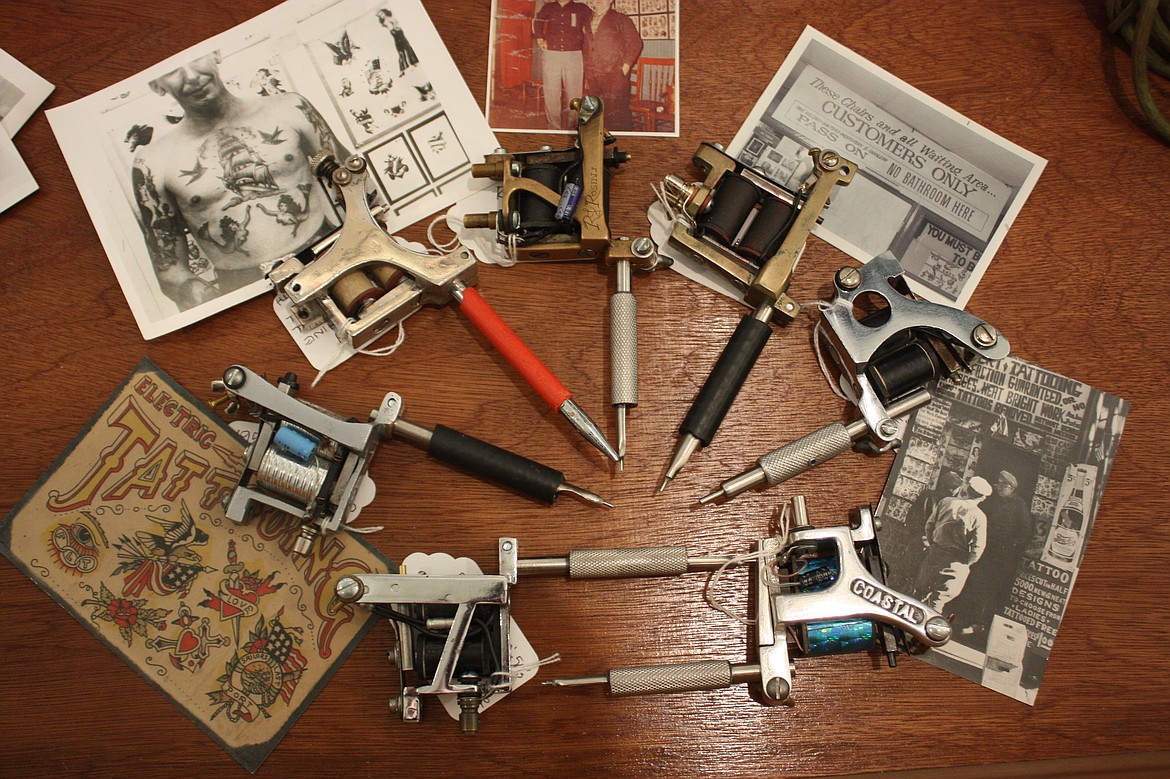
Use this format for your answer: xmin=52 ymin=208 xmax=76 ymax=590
xmin=609 ymin=660 xmax=733 ymax=696
xmin=610 ymin=291 xmax=638 ymax=406
xmin=568 ymin=547 xmax=690 ymax=578
xmin=758 ymin=423 xmax=854 ymax=485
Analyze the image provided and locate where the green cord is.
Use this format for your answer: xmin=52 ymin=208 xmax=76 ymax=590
xmin=1105 ymin=0 xmax=1170 ymax=143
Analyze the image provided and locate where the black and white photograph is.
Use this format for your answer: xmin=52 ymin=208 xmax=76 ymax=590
xmin=727 ymin=27 xmax=1046 ymax=308
xmin=0 ymin=47 xmax=54 ymax=137
xmin=48 ymin=0 xmax=497 ymax=340
xmin=485 ymin=0 xmax=679 ymax=135
xmin=876 ymin=355 xmax=1128 ymax=704
xmin=0 ymin=129 xmax=36 ymax=213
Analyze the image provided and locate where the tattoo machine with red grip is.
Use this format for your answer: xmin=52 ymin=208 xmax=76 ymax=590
xmin=211 ymin=365 xmax=611 ymax=556
xmin=268 ymin=153 xmax=618 ymax=462
xmin=463 ymin=96 xmax=670 ymax=468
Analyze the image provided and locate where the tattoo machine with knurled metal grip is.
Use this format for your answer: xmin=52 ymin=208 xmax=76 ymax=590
xmin=700 ymin=256 xmax=1010 ymax=505
xmin=334 ymin=538 xmax=523 ymax=733
xmin=268 ymin=152 xmax=618 ymax=463
xmin=463 ymin=95 xmax=670 ymax=469
xmin=657 ymin=143 xmax=855 ymax=490
xmin=540 ymin=497 xmax=952 ymax=704
xmin=211 ymin=365 xmax=610 ymax=555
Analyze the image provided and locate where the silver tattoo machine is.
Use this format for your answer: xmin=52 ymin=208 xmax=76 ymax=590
xmin=212 ymin=366 xmax=610 ymax=556
xmin=700 ymin=256 xmax=1010 ymax=505
xmin=543 ymin=496 xmax=951 ymax=704
xmin=334 ymin=538 xmax=523 ymax=733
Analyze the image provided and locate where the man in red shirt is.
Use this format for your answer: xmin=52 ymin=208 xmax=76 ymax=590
xmin=584 ymin=0 xmax=643 ymax=131
xmin=534 ymin=0 xmax=592 ymax=129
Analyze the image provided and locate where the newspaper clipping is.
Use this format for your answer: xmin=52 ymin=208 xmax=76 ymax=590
xmin=876 ymin=355 xmax=1128 ymax=704
xmin=727 ymin=27 xmax=1045 ymax=309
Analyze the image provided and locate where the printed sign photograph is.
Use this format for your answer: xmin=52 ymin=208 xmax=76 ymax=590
xmin=48 ymin=0 xmax=497 ymax=340
xmin=727 ymin=27 xmax=1046 ymax=308
xmin=876 ymin=355 xmax=1128 ymax=704
xmin=485 ymin=0 xmax=679 ymax=135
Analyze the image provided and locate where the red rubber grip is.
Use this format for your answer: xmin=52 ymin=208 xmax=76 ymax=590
xmin=458 ymin=287 xmax=572 ymax=409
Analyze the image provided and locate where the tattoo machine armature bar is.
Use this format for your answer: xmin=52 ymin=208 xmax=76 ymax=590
xmin=701 ymin=257 xmax=1010 ymax=505
xmin=269 ymin=152 xmax=618 ymax=463
xmin=211 ymin=365 xmax=610 ymax=556
xmin=659 ymin=142 xmax=854 ymax=490
xmin=464 ymin=95 xmax=670 ymax=468
xmin=540 ymin=497 xmax=951 ymax=704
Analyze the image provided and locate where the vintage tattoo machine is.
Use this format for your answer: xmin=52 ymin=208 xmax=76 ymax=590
xmin=268 ymin=152 xmax=618 ymax=463
xmin=464 ymin=95 xmax=669 ymax=468
xmin=658 ymin=142 xmax=855 ymax=490
xmin=335 ymin=538 xmax=523 ymax=733
xmin=212 ymin=365 xmax=610 ymax=555
xmin=700 ymin=255 xmax=1010 ymax=505
xmin=543 ymin=497 xmax=951 ymax=704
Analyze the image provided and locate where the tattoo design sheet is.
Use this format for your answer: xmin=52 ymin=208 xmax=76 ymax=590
xmin=48 ymin=0 xmax=497 ymax=340
xmin=0 ymin=359 xmax=392 ymax=772
xmin=875 ymin=355 xmax=1128 ymax=704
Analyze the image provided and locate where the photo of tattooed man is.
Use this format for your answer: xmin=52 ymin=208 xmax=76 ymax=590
xmin=130 ymin=51 xmax=348 ymax=310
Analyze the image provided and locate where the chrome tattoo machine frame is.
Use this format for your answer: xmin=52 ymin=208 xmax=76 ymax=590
xmin=212 ymin=365 xmax=398 ymax=557
xmin=464 ymin=95 xmax=669 ymax=468
xmin=334 ymin=538 xmax=521 ymax=733
xmin=701 ymin=256 xmax=1010 ymax=505
xmin=269 ymin=153 xmax=477 ymax=351
xmin=212 ymin=366 xmax=610 ymax=556
xmin=542 ymin=497 xmax=950 ymax=704
xmin=659 ymin=143 xmax=855 ymax=489
xmin=270 ymin=152 xmax=618 ymax=463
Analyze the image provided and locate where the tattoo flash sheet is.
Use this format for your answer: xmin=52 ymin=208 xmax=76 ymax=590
xmin=48 ymin=0 xmax=497 ymax=340
xmin=0 ymin=360 xmax=392 ymax=772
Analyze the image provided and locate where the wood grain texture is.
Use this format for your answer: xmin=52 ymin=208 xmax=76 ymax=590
xmin=1 ymin=1 xmax=1168 ymax=776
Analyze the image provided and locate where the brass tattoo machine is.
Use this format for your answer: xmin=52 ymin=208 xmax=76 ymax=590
xmin=658 ymin=142 xmax=855 ymax=490
xmin=464 ymin=95 xmax=669 ymax=468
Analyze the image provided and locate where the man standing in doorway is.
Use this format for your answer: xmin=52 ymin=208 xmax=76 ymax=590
xmin=534 ymin=0 xmax=591 ymax=129
xmin=912 ymin=476 xmax=993 ymax=613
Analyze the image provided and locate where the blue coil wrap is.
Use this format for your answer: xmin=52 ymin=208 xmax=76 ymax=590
xmin=803 ymin=618 xmax=876 ymax=656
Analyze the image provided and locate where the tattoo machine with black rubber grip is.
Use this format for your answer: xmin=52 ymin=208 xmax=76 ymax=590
xmin=657 ymin=143 xmax=855 ymax=490
xmin=700 ymin=255 xmax=1010 ymax=505
xmin=464 ymin=95 xmax=669 ymax=469
xmin=268 ymin=152 xmax=617 ymax=463
xmin=211 ymin=365 xmax=609 ymax=555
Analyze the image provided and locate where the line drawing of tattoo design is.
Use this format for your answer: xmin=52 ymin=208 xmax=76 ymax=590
xmin=427 ymin=131 xmax=446 ymax=153
xmin=383 ymin=155 xmax=409 ymax=179
xmin=257 ymin=183 xmax=314 ymax=237
xmin=350 ymin=108 xmax=374 ymax=134
xmin=197 ymin=206 xmax=253 ymax=256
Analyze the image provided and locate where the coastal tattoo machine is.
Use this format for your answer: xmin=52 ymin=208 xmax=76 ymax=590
xmin=656 ymin=142 xmax=854 ymax=490
xmin=268 ymin=152 xmax=618 ymax=463
xmin=542 ymin=496 xmax=951 ymax=704
xmin=463 ymin=95 xmax=670 ymax=469
xmin=211 ymin=365 xmax=610 ymax=555
xmin=700 ymin=256 xmax=1010 ymax=505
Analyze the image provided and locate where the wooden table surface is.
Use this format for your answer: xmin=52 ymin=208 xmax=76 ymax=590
xmin=2 ymin=1 xmax=1168 ymax=776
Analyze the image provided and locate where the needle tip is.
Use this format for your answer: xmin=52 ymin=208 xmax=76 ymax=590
xmin=600 ymin=499 xmax=615 ymax=509
xmin=658 ymin=476 xmax=672 ymax=493
xmin=618 ymin=457 xmax=624 ymax=472
xmin=698 ymin=490 xmax=722 ymax=506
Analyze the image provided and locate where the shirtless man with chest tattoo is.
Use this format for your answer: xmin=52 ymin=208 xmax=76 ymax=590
xmin=132 ymin=52 xmax=347 ymax=310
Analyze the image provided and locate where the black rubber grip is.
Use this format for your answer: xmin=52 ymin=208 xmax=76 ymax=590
xmin=681 ymin=315 xmax=773 ymax=445
xmin=428 ymin=424 xmax=564 ymax=503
